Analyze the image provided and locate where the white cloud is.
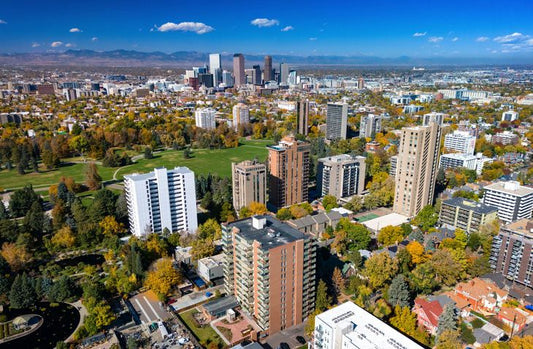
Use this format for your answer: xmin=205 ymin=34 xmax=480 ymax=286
xmin=494 ymin=32 xmax=527 ymax=43
xmin=476 ymin=36 xmax=489 ymax=42
xmin=0 ymin=19 xmax=6 ymax=24
xmin=65 ymin=43 xmax=75 ymax=47
xmin=428 ymin=36 xmax=443 ymax=43
xmin=91 ymin=37 xmax=98 ymax=41
xmin=281 ymin=26 xmax=294 ymax=32
xmin=413 ymin=32 xmax=426 ymax=37
xmin=451 ymin=37 xmax=459 ymax=42
xmin=31 ymin=42 xmax=40 ymax=48
xmin=250 ymin=18 xmax=279 ymax=27
xmin=69 ymin=27 xmax=82 ymax=33
xmin=309 ymin=37 xmax=317 ymax=41
xmin=157 ymin=22 xmax=214 ymax=34
xmin=50 ymin=41 xmax=63 ymax=48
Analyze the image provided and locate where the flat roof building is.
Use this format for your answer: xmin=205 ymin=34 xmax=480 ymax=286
xmin=326 ymin=103 xmax=347 ymax=140
xmin=483 ymin=181 xmax=533 ymax=223
xmin=439 ymin=197 xmax=498 ymax=233
xmin=232 ymin=160 xmax=267 ymax=213
xmin=444 ymin=130 xmax=476 ymax=155
xmin=317 ymin=154 xmax=366 ymax=198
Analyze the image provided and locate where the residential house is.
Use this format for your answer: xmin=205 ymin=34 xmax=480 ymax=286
xmin=453 ymin=278 xmax=508 ymax=314
xmin=497 ymin=307 xmax=528 ymax=333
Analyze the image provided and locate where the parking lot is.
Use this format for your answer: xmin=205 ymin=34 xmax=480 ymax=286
xmin=129 ymin=290 xmax=173 ymax=324
xmin=262 ymin=322 xmax=308 ymax=349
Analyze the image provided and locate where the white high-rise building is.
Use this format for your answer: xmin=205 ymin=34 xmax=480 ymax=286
xmin=326 ymin=103 xmax=348 ymax=140
xmin=124 ymin=167 xmax=198 ymax=238
xmin=359 ymin=114 xmax=382 ymax=139
xmin=314 ymin=302 xmax=424 ymax=349
xmin=483 ymin=181 xmax=533 ymax=223
xmin=195 ymin=108 xmax=216 ymax=130
xmin=222 ymin=70 xmax=234 ymax=87
xmin=209 ymin=53 xmax=222 ymax=86
xmin=444 ymin=130 xmax=477 ymax=155
xmin=232 ymin=103 xmax=250 ymax=130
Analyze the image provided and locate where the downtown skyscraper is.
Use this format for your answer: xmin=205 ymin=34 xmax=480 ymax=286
xmin=233 ymin=53 xmax=245 ymax=87
xmin=209 ymin=53 xmax=221 ymax=86
xmin=264 ymin=55 xmax=273 ymax=82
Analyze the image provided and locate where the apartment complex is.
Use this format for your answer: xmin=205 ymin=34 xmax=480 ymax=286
xmin=222 ymin=216 xmax=316 ymax=335
xmin=439 ymin=197 xmax=498 ymax=233
xmin=267 ymin=136 xmax=311 ymax=208
xmin=296 ymin=99 xmax=309 ymax=136
xmin=231 ymin=160 xmax=267 ymax=212
xmin=313 ymin=301 xmax=425 ymax=349
xmin=439 ymin=153 xmax=491 ymax=175
xmin=502 ymin=110 xmax=519 ymax=122
xmin=195 ymin=108 xmax=216 ymax=130
xmin=326 ymin=103 xmax=347 ymax=140
xmin=393 ymin=121 xmax=441 ymax=217
xmin=359 ymin=114 xmax=382 ymax=139
xmin=317 ymin=154 xmax=366 ymax=198
xmin=492 ymin=131 xmax=519 ymax=145
xmin=124 ymin=167 xmax=198 ymax=237
xmin=483 ymin=181 xmax=533 ymax=223
xmin=490 ymin=219 xmax=533 ymax=287
xmin=232 ymin=103 xmax=250 ymax=129
xmin=444 ymin=130 xmax=476 ymax=155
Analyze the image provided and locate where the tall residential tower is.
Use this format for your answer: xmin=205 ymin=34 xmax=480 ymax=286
xmin=232 ymin=160 xmax=267 ymax=212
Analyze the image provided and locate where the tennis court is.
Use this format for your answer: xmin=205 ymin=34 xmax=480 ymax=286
xmin=356 ymin=213 xmax=379 ymax=222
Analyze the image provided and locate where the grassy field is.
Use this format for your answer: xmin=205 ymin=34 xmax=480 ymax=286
xmin=0 ymin=139 xmax=271 ymax=191
xmin=179 ymin=309 xmax=225 ymax=348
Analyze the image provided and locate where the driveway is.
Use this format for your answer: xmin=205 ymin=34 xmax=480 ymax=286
xmin=262 ymin=321 xmax=308 ymax=349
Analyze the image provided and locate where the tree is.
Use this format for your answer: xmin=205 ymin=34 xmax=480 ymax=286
xmin=388 ymin=274 xmax=411 ymax=307
xmin=316 ymin=280 xmax=331 ymax=312
xmin=406 ymin=241 xmax=427 ymax=264
xmin=99 ymin=216 xmax=126 ymax=236
xmin=51 ymin=226 xmax=76 ymax=249
xmin=190 ymin=238 xmax=216 ymax=260
xmin=436 ymin=330 xmax=462 ymax=349
xmin=144 ymin=147 xmax=153 ymax=159
xmin=333 ymin=218 xmax=372 ymax=254
xmin=276 ymin=208 xmax=292 ymax=220
xmin=9 ymin=273 xmax=36 ymax=308
xmin=331 ymin=267 xmax=344 ymax=297
xmin=322 ymin=195 xmax=338 ymax=212
xmin=390 ymin=305 xmax=417 ymax=336
xmin=9 ymin=185 xmax=41 ymax=217
xmin=378 ymin=225 xmax=405 ymax=246
xmin=290 ymin=205 xmax=309 ymax=219
xmin=1 ymin=243 xmax=31 ymax=272
xmin=85 ymin=162 xmax=102 ymax=191
xmin=144 ymin=258 xmax=182 ymax=300
xmin=437 ymin=304 xmax=458 ymax=338
xmin=430 ymin=249 xmax=465 ymax=286
xmin=197 ymin=219 xmax=221 ymax=240
xmin=249 ymin=202 xmax=268 ymax=215
xmin=363 ymin=252 xmax=398 ymax=289
xmin=23 ymin=200 xmax=45 ymax=236
xmin=344 ymin=196 xmax=363 ymax=213
xmin=411 ymin=205 xmax=438 ymax=231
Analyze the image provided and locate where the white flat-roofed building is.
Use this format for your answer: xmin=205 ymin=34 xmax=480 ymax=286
xmin=197 ymin=253 xmax=224 ymax=282
xmin=502 ymin=110 xmax=519 ymax=122
xmin=124 ymin=167 xmax=198 ymax=237
xmin=439 ymin=153 xmax=491 ymax=175
xmin=317 ymin=154 xmax=366 ymax=198
xmin=195 ymin=108 xmax=216 ymax=129
xmin=444 ymin=130 xmax=476 ymax=155
xmin=313 ymin=301 xmax=425 ymax=349
xmin=483 ymin=181 xmax=533 ymax=223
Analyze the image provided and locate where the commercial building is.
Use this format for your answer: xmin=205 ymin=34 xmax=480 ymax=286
xmin=267 ymin=136 xmax=310 ymax=208
xmin=195 ymin=108 xmax=216 ymax=130
xmin=439 ymin=197 xmax=498 ymax=233
xmin=313 ymin=301 xmax=425 ymax=349
xmin=439 ymin=153 xmax=491 ymax=175
xmin=326 ymin=103 xmax=347 ymax=140
xmin=444 ymin=130 xmax=476 ymax=155
xmin=393 ymin=121 xmax=441 ymax=217
xmin=490 ymin=219 xmax=533 ymax=287
xmin=359 ymin=114 xmax=382 ymax=139
xmin=222 ymin=70 xmax=234 ymax=87
xmin=233 ymin=54 xmax=245 ymax=87
xmin=124 ymin=167 xmax=198 ymax=238
xmin=209 ymin=53 xmax=222 ymax=86
xmin=501 ymin=110 xmax=519 ymax=122
xmin=279 ymin=63 xmax=289 ymax=85
xmin=296 ymin=100 xmax=309 ymax=136
xmin=252 ymin=65 xmax=262 ymax=85
xmin=483 ymin=181 xmax=533 ymax=223
xmin=264 ymin=56 xmax=273 ymax=82
xmin=317 ymin=154 xmax=366 ymax=198
xmin=232 ymin=103 xmax=250 ymax=129
xmin=222 ymin=216 xmax=316 ymax=335
xmin=231 ymin=160 xmax=267 ymax=212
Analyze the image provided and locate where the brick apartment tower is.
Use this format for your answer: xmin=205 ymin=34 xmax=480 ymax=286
xmin=232 ymin=160 xmax=267 ymax=212
xmin=267 ymin=136 xmax=310 ymax=208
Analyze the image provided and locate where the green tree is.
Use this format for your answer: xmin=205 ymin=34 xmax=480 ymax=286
xmin=23 ymin=201 xmax=45 ymax=237
xmin=9 ymin=273 xmax=36 ymax=309
xmin=437 ymin=304 xmax=458 ymax=339
xmin=388 ymin=274 xmax=411 ymax=307
xmin=144 ymin=147 xmax=153 ymax=159
xmin=276 ymin=207 xmax=293 ymax=220
xmin=430 ymin=249 xmax=465 ymax=286
xmin=9 ymin=185 xmax=41 ymax=218
xmin=315 ymin=280 xmax=331 ymax=312
xmin=412 ymin=205 xmax=438 ymax=231
xmin=378 ymin=225 xmax=405 ymax=246
xmin=363 ymin=252 xmax=398 ymax=289
xmin=322 ymin=195 xmax=338 ymax=212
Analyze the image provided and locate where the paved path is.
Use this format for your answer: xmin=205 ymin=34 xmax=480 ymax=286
xmin=65 ymin=300 xmax=87 ymax=343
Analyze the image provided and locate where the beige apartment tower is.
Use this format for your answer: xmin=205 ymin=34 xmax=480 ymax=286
xmin=296 ymin=99 xmax=309 ymax=136
xmin=222 ymin=216 xmax=316 ymax=335
xmin=232 ymin=160 xmax=267 ymax=212
xmin=393 ymin=121 xmax=441 ymax=217
xmin=267 ymin=136 xmax=311 ymax=208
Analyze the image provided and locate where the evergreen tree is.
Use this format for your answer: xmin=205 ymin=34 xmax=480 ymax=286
xmin=10 ymin=273 xmax=36 ymax=308
xmin=9 ymin=185 xmax=41 ymax=217
xmin=0 ymin=203 xmax=8 ymax=220
xmin=315 ymin=280 xmax=331 ymax=312
xmin=23 ymin=201 xmax=45 ymax=237
xmin=388 ymin=274 xmax=411 ymax=307
xmin=437 ymin=304 xmax=458 ymax=339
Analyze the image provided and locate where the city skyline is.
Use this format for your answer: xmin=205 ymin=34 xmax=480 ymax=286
xmin=1 ymin=0 xmax=533 ymax=60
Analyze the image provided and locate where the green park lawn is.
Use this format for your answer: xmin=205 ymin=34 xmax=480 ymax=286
xmin=0 ymin=139 xmax=271 ymax=191
xmin=179 ymin=309 xmax=225 ymax=348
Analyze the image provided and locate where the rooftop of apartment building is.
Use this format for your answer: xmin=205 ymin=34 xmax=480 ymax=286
xmin=318 ymin=154 xmax=365 ymax=163
xmin=502 ymin=218 xmax=533 ymax=238
xmin=227 ymin=215 xmax=309 ymax=249
xmin=484 ymin=181 xmax=533 ymax=197
xmin=124 ymin=166 xmax=192 ymax=181
xmin=442 ymin=197 xmax=498 ymax=215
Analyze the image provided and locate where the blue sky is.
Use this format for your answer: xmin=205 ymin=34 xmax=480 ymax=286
xmin=1 ymin=0 xmax=533 ymax=58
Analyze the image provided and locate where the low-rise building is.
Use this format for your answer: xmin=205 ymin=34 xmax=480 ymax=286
xmin=197 ymin=254 xmax=224 ymax=282
xmin=287 ymin=211 xmax=342 ymax=238
xmin=439 ymin=197 xmax=498 ymax=233
xmin=439 ymin=153 xmax=491 ymax=175
xmin=444 ymin=130 xmax=476 ymax=155
xmin=492 ymin=131 xmax=519 ymax=145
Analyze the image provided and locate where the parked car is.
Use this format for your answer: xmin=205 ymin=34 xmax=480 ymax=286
xmin=296 ymin=336 xmax=306 ymax=344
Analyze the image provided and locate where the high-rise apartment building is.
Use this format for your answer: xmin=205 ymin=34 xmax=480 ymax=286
xmin=195 ymin=108 xmax=216 ymax=129
xmin=393 ymin=121 xmax=441 ymax=217
xmin=317 ymin=155 xmax=366 ymax=198
xmin=222 ymin=215 xmax=316 ymax=334
xmin=490 ymin=219 xmax=533 ymax=287
xmin=444 ymin=130 xmax=476 ymax=155
xmin=296 ymin=100 xmax=309 ymax=136
xmin=233 ymin=54 xmax=245 ymax=87
xmin=313 ymin=302 xmax=424 ymax=349
xmin=231 ymin=160 xmax=267 ymax=212
xmin=232 ymin=103 xmax=250 ymax=130
xmin=267 ymin=136 xmax=311 ymax=208
xmin=483 ymin=181 xmax=533 ymax=223
xmin=359 ymin=114 xmax=382 ymax=139
xmin=264 ymin=56 xmax=273 ymax=82
xmin=502 ymin=110 xmax=519 ymax=122
xmin=326 ymin=103 xmax=348 ymax=140
xmin=279 ymin=63 xmax=289 ymax=86
xmin=209 ymin=53 xmax=221 ymax=86
xmin=124 ymin=167 xmax=198 ymax=237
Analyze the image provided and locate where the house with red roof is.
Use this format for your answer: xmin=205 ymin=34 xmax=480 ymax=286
xmin=453 ymin=278 xmax=508 ymax=314
xmin=413 ymin=298 xmax=443 ymax=335
xmin=497 ymin=307 xmax=528 ymax=333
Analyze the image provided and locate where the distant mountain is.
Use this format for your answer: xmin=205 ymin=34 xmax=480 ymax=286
xmin=0 ymin=49 xmax=530 ymax=67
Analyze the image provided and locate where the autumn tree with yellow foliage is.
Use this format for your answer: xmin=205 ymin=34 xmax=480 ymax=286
xmin=144 ymin=258 xmax=182 ymax=300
